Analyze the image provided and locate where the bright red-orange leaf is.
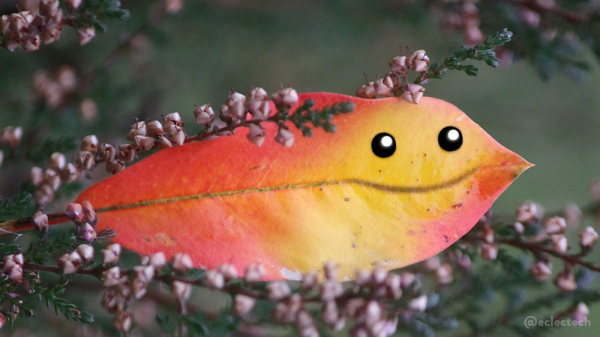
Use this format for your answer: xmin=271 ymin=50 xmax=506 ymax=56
xmin=65 ymin=93 xmax=534 ymax=280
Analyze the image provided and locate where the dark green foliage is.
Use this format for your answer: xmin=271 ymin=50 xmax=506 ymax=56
xmin=24 ymin=228 xmax=77 ymax=264
xmin=37 ymin=280 xmax=94 ymax=324
xmin=0 ymin=191 xmax=32 ymax=222
xmin=70 ymin=0 xmax=129 ymax=32
xmin=25 ymin=136 xmax=78 ymax=165
xmin=156 ymin=312 xmax=177 ymax=335
xmin=416 ymin=29 xmax=513 ymax=83
xmin=286 ymin=99 xmax=355 ymax=137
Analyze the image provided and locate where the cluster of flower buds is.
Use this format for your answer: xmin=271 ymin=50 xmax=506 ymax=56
xmin=33 ymin=66 xmax=81 ymax=108
xmin=165 ymin=0 xmax=185 ymax=13
xmin=204 ymin=264 xmax=238 ymax=290
xmin=461 ymin=0 xmax=484 ymax=46
xmin=216 ymin=86 xmax=298 ymax=147
xmin=0 ymin=0 xmax=96 ymax=52
xmin=356 ymin=49 xmax=428 ymax=104
xmin=2 ymin=254 xmax=24 ymax=283
xmin=0 ymin=126 xmax=23 ymax=149
xmin=65 ymin=201 xmax=98 ymax=241
xmin=30 ymin=147 xmax=86 ymax=204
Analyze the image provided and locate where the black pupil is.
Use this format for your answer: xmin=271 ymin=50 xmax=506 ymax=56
xmin=438 ymin=127 xmax=463 ymax=152
xmin=371 ymin=133 xmax=396 ymax=158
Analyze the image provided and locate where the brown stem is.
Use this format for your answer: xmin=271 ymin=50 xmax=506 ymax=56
xmin=499 ymin=0 xmax=589 ymax=25
xmin=497 ymin=238 xmax=600 ymax=273
xmin=78 ymin=7 xmax=167 ymax=92
xmin=0 ymin=212 xmax=70 ymax=233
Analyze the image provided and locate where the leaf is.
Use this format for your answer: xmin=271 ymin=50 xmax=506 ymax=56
xmin=67 ymin=93 xmax=530 ymax=280
xmin=0 ymin=192 xmax=32 ymax=222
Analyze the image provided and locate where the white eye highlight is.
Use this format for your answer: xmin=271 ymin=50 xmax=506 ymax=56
xmin=447 ymin=129 xmax=460 ymax=141
xmin=381 ymin=135 xmax=393 ymax=147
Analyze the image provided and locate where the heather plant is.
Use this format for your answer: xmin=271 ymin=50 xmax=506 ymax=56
xmin=1 ymin=0 xmax=600 ymax=336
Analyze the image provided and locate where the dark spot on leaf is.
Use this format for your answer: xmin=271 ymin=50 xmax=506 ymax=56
xmin=344 ymin=197 xmax=350 ymax=201
xmin=248 ymin=165 xmax=261 ymax=171
xmin=443 ymin=235 xmax=449 ymax=243
xmin=451 ymin=203 xmax=463 ymax=209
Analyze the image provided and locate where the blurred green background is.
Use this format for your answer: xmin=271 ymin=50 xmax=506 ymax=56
xmin=1 ymin=0 xmax=600 ymax=336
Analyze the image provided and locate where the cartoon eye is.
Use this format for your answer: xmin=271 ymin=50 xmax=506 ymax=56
xmin=438 ymin=126 xmax=463 ymax=152
xmin=371 ymin=133 xmax=396 ymax=158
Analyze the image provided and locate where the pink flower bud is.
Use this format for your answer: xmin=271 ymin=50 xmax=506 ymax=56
xmin=319 ymin=280 xmax=343 ymax=301
xmin=573 ymin=302 xmax=589 ymax=323
xmin=480 ymin=243 xmax=498 ymax=261
xmin=216 ymin=264 xmax=238 ymax=281
xmin=76 ymin=151 xmax=95 ymax=170
xmin=244 ymin=263 xmax=265 ymax=282
xmin=409 ymin=295 xmax=427 ymax=312
xmin=374 ymin=78 xmax=391 ymax=96
xmin=168 ymin=126 xmax=186 ymax=146
xmin=551 ymin=234 xmax=568 ymax=253
xmin=60 ymin=163 xmax=80 ymax=183
xmin=32 ymin=211 xmax=49 ymax=232
xmin=324 ymin=261 xmax=338 ymax=280
xmin=102 ymin=267 xmax=121 ymax=287
xmin=356 ymin=84 xmax=376 ymax=99
xmin=246 ymin=124 xmax=266 ymax=147
xmin=76 ymin=244 xmax=94 ymax=262
xmin=194 ymin=104 xmax=215 ymax=125
xmin=271 ymin=87 xmax=299 ymax=109
xmin=80 ymin=223 xmax=97 ymax=241
xmin=204 ymin=270 xmax=225 ymax=289
xmin=3 ymin=254 xmax=24 ymax=274
xmin=390 ymin=56 xmax=408 ymax=74
xmin=147 ymin=120 xmax=165 ymax=137
xmin=102 ymin=243 xmax=121 ymax=264
xmin=157 ymin=136 xmax=173 ymax=150
xmin=275 ymin=127 xmax=294 ymax=147
xmin=267 ymin=281 xmax=291 ymax=300
xmin=81 ymin=135 xmax=98 ymax=152
xmin=436 ymin=263 xmax=453 ymax=285
xmin=234 ymin=294 xmax=255 ymax=316
xmin=106 ymin=159 xmax=125 ymax=174
xmin=516 ymin=202 xmax=540 ymax=223
xmin=407 ymin=50 xmax=430 ymax=72
xmin=57 ymin=252 xmax=82 ymax=274
xmin=127 ymin=121 xmax=147 ymax=141
xmin=172 ymin=253 xmax=193 ymax=272
xmin=580 ymin=226 xmax=598 ymax=248
xmin=400 ymin=272 xmax=416 ymax=288
xmin=172 ymin=280 xmax=192 ymax=301
xmin=545 ymin=216 xmax=566 ymax=234
xmin=78 ymin=26 xmax=95 ymax=45
xmin=163 ymin=112 xmax=182 ymax=129
xmin=554 ymin=271 xmax=577 ymax=291
xmin=248 ymin=100 xmax=271 ymax=121
xmin=30 ymin=167 xmax=44 ymax=186
xmin=530 ymin=261 xmax=552 ymax=281
xmin=371 ymin=266 xmax=388 ymax=285
xmin=66 ymin=0 xmax=82 ymax=10
xmin=8 ymin=264 xmax=23 ymax=283
xmin=66 ymin=203 xmax=84 ymax=223
xmin=98 ymin=143 xmax=116 ymax=162
xmin=385 ymin=273 xmax=402 ymax=299
xmin=401 ymin=83 xmax=425 ymax=104
xmin=133 ymin=265 xmax=155 ymax=283
xmin=134 ymin=135 xmax=155 ymax=152
xmin=301 ymin=270 xmax=318 ymax=290
xmin=149 ymin=252 xmax=166 ymax=270
xmin=82 ymin=200 xmax=97 ymax=224
xmin=249 ymin=87 xmax=268 ymax=101
xmin=113 ymin=310 xmax=132 ymax=332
